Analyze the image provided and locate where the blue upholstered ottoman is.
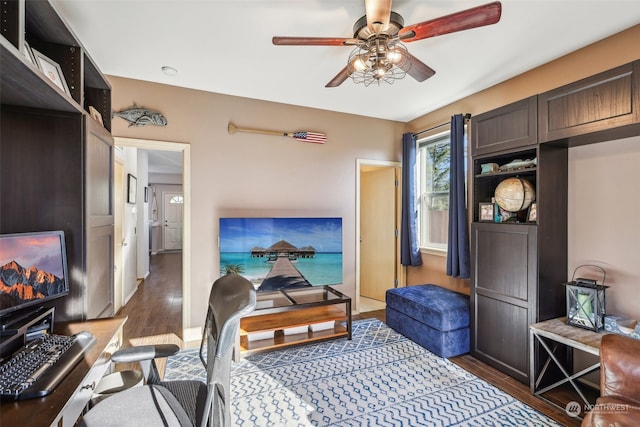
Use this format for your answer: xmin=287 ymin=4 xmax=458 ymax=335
xmin=385 ymin=284 xmax=470 ymax=358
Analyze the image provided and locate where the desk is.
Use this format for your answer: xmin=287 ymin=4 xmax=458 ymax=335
xmin=0 ymin=316 xmax=127 ymax=427
xmin=529 ymin=317 xmax=604 ymax=410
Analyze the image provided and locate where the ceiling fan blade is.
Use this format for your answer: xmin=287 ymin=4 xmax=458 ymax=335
xmin=399 ymin=53 xmax=436 ymax=82
xmin=399 ymin=1 xmax=502 ymax=43
xmin=272 ymin=36 xmax=358 ymax=46
xmin=325 ymin=67 xmax=351 ymax=88
xmin=365 ymin=0 xmax=392 ymax=32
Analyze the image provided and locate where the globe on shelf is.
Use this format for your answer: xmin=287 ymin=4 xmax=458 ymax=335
xmin=494 ymin=177 xmax=536 ymax=212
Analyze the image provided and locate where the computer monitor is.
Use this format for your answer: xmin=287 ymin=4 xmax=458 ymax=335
xmin=0 ymin=230 xmax=70 ymax=319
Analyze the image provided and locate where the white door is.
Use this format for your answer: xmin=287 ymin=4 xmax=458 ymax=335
xmin=360 ymin=167 xmax=398 ymax=301
xmin=163 ymin=192 xmax=183 ymax=250
xmin=113 ymin=161 xmax=125 ymax=313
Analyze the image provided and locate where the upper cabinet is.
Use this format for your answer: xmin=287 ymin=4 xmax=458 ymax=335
xmin=470 ymin=96 xmax=538 ymax=156
xmin=538 ymin=60 xmax=640 ymax=144
xmin=0 ymin=0 xmax=111 ymax=130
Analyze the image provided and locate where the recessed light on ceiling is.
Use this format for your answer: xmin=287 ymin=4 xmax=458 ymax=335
xmin=161 ymin=66 xmax=178 ymax=76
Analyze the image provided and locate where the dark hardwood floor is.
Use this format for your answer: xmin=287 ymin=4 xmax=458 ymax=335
xmin=118 ymin=252 xmax=580 ymax=426
xmin=118 ymin=252 xmax=183 ymax=342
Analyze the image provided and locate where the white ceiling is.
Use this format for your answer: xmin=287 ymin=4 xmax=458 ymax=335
xmin=144 ymin=149 xmax=183 ymax=175
xmin=52 ymin=0 xmax=640 ymax=124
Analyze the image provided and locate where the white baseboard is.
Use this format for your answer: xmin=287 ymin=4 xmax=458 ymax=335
xmin=123 ymin=285 xmax=139 ymax=305
xmin=183 ymin=327 xmax=202 ymax=343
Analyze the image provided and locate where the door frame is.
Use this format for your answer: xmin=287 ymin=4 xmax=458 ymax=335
xmin=355 ymin=158 xmax=404 ymax=314
xmin=113 ymin=137 xmax=191 ymax=339
xmin=113 ymin=159 xmax=125 ymax=314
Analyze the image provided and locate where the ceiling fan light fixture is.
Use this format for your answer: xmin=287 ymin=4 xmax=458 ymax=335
xmin=349 ymin=53 xmax=370 ymax=72
xmin=273 ymin=1 xmax=502 ymax=87
xmin=387 ymin=47 xmax=404 ymax=64
xmin=347 ymin=39 xmax=409 ymax=86
xmin=375 ymin=65 xmax=387 ymax=78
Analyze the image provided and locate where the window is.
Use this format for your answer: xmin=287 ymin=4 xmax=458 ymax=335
xmin=417 ymin=127 xmax=467 ymax=252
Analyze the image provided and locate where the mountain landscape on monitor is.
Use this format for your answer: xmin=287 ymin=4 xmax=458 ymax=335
xmin=0 ymin=261 xmax=65 ymax=308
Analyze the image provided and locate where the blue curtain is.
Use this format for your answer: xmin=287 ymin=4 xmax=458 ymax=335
xmin=446 ymin=114 xmax=470 ymax=278
xmin=400 ymin=132 xmax=422 ymax=266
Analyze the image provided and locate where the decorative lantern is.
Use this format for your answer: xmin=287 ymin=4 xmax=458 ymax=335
xmin=563 ymin=265 xmax=608 ymax=332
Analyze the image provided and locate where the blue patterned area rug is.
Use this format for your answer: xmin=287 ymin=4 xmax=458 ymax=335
xmin=164 ymin=319 xmax=560 ymax=426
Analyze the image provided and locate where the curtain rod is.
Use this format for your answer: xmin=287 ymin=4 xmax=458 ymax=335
xmin=413 ymin=113 xmax=471 ymax=137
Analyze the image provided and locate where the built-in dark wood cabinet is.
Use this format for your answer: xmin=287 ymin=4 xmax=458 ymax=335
xmin=0 ymin=0 xmax=113 ymax=321
xmin=470 ymin=96 xmax=538 ymax=156
xmin=470 ymin=60 xmax=639 ymax=385
xmin=539 ymin=60 xmax=640 ymax=145
xmin=470 ymin=99 xmax=568 ymax=384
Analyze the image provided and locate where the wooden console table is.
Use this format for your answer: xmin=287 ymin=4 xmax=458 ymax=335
xmin=237 ymin=286 xmax=351 ymax=360
xmin=529 ymin=317 xmax=604 ymax=414
xmin=0 ymin=316 xmax=127 ymax=427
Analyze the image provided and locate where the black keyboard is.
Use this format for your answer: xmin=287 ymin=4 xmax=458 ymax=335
xmin=0 ymin=332 xmax=96 ymax=401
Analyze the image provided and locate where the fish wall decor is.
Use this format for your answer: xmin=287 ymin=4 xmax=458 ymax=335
xmin=113 ymin=104 xmax=167 ymax=127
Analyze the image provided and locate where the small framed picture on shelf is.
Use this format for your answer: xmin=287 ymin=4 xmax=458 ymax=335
xmin=88 ymin=106 xmax=104 ymax=126
xmin=31 ymin=49 xmax=70 ymax=96
xmin=22 ymin=41 xmax=37 ymax=68
xmin=498 ymin=206 xmax=516 ymax=223
xmin=527 ymin=203 xmax=537 ymax=222
xmin=479 ymin=202 xmax=495 ymax=222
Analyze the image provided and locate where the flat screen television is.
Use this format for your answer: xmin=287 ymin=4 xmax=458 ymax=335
xmin=0 ymin=230 xmax=70 ymax=319
xmin=219 ymin=217 xmax=342 ymax=292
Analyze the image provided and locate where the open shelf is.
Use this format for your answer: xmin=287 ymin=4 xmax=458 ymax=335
xmin=241 ymin=305 xmax=348 ymax=334
xmin=240 ymin=323 xmax=349 ymax=357
xmin=237 ymin=289 xmax=351 ymax=359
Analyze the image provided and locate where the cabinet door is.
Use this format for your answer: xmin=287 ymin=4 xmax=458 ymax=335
xmin=85 ymin=117 xmax=114 ymax=319
xmin=86 ymin=224 xmax=114 ymax=318
xmin=470 ymin=96 xmax=538 ymax=156
xmin=86 ymin=118 xmax=113 ymax=227
xmin=470 ymin=223 xmax=537 ymax=383
xmin=539 ymin=61 xmax=640 ymax=143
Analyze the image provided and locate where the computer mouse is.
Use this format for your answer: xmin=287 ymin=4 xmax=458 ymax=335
xmin=75 ymin=331 xmax=93 ymax=341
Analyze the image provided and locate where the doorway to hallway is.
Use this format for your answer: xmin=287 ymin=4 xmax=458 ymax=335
xmin=356 ymin=159 xmax=403 ymax=313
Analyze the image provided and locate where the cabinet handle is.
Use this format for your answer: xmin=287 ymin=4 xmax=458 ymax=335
xmin=81 ymin=381 xmax=96 ymax=391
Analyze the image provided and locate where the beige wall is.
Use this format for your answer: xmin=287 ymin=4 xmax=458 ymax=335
xmin=568 ymin=136 xmax=640 ymax=320
xmin=109 ymin=77 xmax=405 ymax=329
xmin=407 ymin=24 xmax=640 ymax=318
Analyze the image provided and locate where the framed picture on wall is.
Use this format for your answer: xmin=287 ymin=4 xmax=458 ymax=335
xmin=127 ymin=174 xmax=137 ymax=204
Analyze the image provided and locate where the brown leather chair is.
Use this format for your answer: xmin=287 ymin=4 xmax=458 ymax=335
xmin=581 ymin=333 xmax=640 ymax=426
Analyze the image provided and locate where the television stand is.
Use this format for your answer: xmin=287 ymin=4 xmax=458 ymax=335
xmin=237 ymin=285 xmax=352 ymax=360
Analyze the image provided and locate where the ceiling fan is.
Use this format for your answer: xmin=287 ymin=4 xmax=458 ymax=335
xmin=272 ymin=0 xmax=502 ymax=87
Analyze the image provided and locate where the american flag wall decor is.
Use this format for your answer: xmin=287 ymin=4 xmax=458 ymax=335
xmin=228 ymin=123 xmax=326 ymax=144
